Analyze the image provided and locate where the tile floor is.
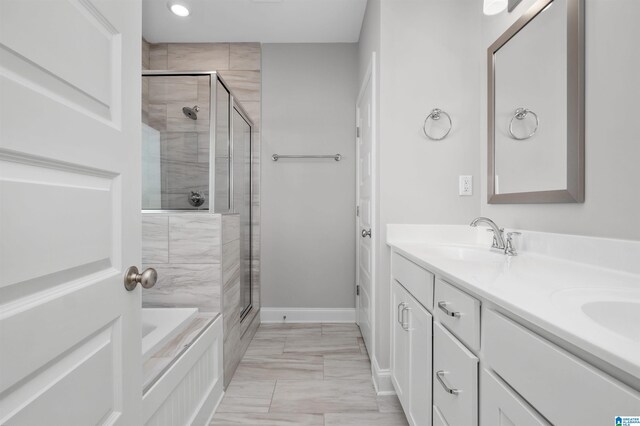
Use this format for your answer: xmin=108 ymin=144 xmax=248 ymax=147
xmin=210 ymin=323 xmax=409 ymax=426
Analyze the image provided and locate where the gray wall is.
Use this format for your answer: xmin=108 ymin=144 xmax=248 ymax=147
xmin=373 ymin=0 xmax=482 ymax=371
xmin=261 ymin=43 xmax=359 ymax=308
xmin=480 ymin=0 xmax=640 ymax=240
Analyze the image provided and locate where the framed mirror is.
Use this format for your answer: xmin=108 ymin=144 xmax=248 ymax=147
xmin=488 ymin=0 xmax=584 ymax=203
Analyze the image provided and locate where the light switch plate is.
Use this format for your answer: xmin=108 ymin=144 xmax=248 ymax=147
xmin=459 ymin=175 xmax=473 ymax=196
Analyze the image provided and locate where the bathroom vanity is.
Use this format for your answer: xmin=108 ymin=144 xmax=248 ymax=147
xmin=387 ymin=224 xmax=640 ymax=426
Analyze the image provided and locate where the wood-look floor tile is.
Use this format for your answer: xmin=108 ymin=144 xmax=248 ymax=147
xmin=255 ymin=323 xmax=322 ymax=339
xmin=244 ymin=337 xmax=285 ymax=356
xmin=210 ymin=413 xmax=323 ymax=426
xmin=323 ymin=351 xmax=370 ymax=361
xmin=224 ymin=379 xmax=276 ymax=399
xmin=323 ymin=357 xmax=371 ymax=380
xmin=377 ymin=394 xmax=404 ymax=413
xmin=217 ymin=396 xmax=271 ymax=413
xmin=270 ymin=380 xmax=378 ymax=413
xmin=324 ymin=412 xmax=409 ymax=426
xmin=321 ymin=323 xmax=362 ymax=338
xmin=283 ymin=336 xmax=360 ymax=355
xmin=233 ymin=354 xmax=323 ymax=380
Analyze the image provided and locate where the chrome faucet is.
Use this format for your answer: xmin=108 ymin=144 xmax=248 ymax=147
xmin=470 ymin=217 xmax=506 ymax=250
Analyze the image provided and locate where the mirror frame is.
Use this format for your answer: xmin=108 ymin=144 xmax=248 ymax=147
xmin=487 ymin=0 xmax=585 ymax=204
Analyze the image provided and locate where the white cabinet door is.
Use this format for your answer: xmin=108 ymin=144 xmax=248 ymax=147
xmin=0 ymin=0 xmax=142 ymax=424
xmin=391 ymin=280 xmax=410 ymax=405
xmin=480 ymin=369 xmax=550 ymax=426
xmin=407 ymin=296 xmax=433 ymax=426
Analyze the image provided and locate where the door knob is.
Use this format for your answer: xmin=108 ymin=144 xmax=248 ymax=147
xmin=124 ymin=266 xmax=158 ymax=291
xmin=361 ymin=228 xmax=372 ymax=238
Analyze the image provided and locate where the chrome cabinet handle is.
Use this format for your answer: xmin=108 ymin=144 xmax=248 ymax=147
xmin=437 ymin=301 xmax=460 ymax=318
xmin=401 ymin=306 xmax=410 ymax=331
xmin=397 ymin=302 xmax=408 ymax=325
xmin=436 ymin=370 xmax=460 ymax=395
xmin=361 ymin=228 xmax=372 ymax=238
xmin=397 ymin=303 xmax=404 ymax=324
xmin=124 ymin=266 xmax=157 ymax=291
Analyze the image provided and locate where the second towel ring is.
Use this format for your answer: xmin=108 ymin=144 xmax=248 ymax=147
xmin=423 ymin=108 xmax=452 ymax=140
xmin=508 ymin=107 xmax=539 ymax=140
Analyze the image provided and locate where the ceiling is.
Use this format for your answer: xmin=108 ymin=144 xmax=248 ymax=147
xmin=142 ymin=0 xmax=368 ymax=44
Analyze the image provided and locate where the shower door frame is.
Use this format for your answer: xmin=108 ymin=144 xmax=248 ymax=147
xmin=230 ymin=100 xmax=254 ymax=321
xmin=141 ymin=71 xmax=255 ymax=319
xmin=142 ymin=70 xmax=255 ymax=214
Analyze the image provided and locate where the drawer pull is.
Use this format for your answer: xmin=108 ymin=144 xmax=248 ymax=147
xmin=401 ymin=306 xmax=411 ymax=331
xmin=438 ymin=301 xmax=460 ymax=318
xmin=436 ymin=370 xmax=460 ymax=395
xmin=397 ymin=302 xmax=407 ymax=324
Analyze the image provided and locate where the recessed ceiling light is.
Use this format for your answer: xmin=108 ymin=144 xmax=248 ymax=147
xmin=167 ymin=1 xmax=190 ymax=17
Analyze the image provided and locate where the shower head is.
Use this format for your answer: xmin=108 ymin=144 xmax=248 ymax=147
xmin=182 ymin=105 xmax=200 ymax=120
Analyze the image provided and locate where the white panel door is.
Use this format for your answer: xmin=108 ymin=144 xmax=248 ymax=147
xmin=356 ymin=56 xmax=375 ymax=355
xmin=0 ymin=0 xmax=142 ymax=424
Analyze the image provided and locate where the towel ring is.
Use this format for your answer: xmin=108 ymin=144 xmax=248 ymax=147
xmin=508 ymin=107 xmax=539 ymax=140
xmin=423 ymin=108 xmax=452 ymax=141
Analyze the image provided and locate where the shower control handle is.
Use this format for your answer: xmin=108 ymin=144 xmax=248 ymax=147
xmin=124 ymin=266 xmax=157 ymax=291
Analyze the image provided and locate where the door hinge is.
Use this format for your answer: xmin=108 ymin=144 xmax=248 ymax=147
xmin=356 ymin=127 xmax=361 ymax=138
xmin=356 ymin=205 xmax=360 ymax=217
xmin=356 ymin=285 xmax=360 ymax=296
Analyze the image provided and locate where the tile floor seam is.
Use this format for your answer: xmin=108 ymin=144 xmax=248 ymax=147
xmin=268 ymin=379 xmax=276 ymax=413
xmin=322 ymin=354 xmax=325 ymax=380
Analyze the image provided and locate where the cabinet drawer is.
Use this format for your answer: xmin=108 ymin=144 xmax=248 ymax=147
xmin=434 ymin=322 xmax=478 ymax=426
xmin=434 ymin=279 xmax=480 ymax=351
xmin=480 ymin=368 xmax=549 ymax=426
xmin=484 ymin=309 xmax=640 ymax=425
xmin=392 ymin=252 xmax=434 ymax=311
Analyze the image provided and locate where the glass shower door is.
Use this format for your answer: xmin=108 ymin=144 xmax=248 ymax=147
xmin=233 ymin=105 xmax=252 ymax=318
xmin=141 ymin=74 xmax=211 ymax=210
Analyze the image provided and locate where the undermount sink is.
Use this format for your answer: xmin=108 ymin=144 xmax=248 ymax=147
xmin=582 ymin=301 xmax=640 ymax=343
xmin=420 ymin=245 xmax=505 ymax=263
xmin=552 ymin=287 xmax=640 ymax=343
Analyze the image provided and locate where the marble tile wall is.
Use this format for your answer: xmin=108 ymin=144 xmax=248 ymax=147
xmin=220 ymin=213 xmax=260 ymax=388
xmin=222 ymin=214 xmax=242 ymax=387
xmin=147 ymin=42 xmax=261 ymax=132
xmin=142 ymin=213 xmax=222 ymax=312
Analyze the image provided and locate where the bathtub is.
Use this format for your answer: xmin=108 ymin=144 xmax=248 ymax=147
xmin=141 ymin=308 xmax=224 ymax=425
xmin=142 ymin=307 xmax=198 ymax=361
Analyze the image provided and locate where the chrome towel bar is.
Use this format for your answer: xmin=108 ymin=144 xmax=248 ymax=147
xmin=271 ymin=154 xmax=342 ymax=162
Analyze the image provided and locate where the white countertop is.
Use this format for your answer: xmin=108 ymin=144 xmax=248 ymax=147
xmin=386 ymin=224 xmax=640 ymax=385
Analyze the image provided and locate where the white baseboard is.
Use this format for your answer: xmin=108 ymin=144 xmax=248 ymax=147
xmin=261 ymin=307 xmax=356 ymax=323
xmin=371 ymin=356 xmax=396 ymax=395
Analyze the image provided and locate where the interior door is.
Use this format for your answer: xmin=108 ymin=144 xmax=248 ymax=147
xmin=0 ymin=0 xmax=142 ymax=424
xmin=356 ymin=63 xmax=374 ymax=354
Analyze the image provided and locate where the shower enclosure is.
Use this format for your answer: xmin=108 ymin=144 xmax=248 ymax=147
xmin=142 ymin=71 xmax=253 ymax=318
